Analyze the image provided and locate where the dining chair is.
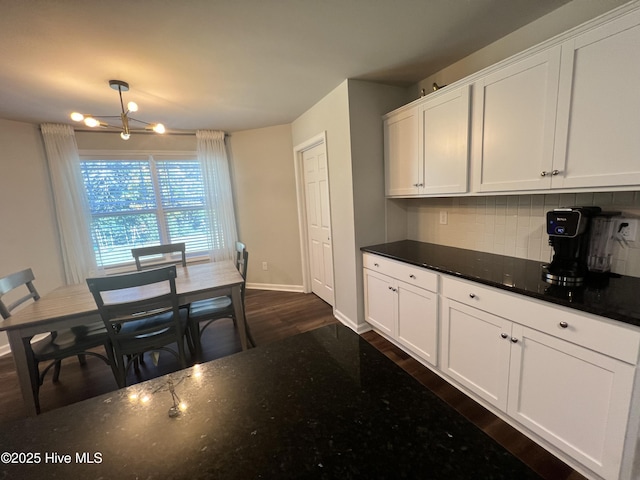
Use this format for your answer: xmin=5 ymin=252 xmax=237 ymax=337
xmin=131 ymin=242 xmax=187 ymax=271
xmin=86 ymin=265 xmax=191 ymax=388
xmin=188 ymin=241 xmax=255 ymax=361
xmin=0 ymin=268 xmax=113 ymax=413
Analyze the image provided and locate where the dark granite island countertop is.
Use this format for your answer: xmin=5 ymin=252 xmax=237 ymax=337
xmin=0 ymin=325 xmax=541 ymax=479
xmin=362 ymin=240 xmax=640 ymax=328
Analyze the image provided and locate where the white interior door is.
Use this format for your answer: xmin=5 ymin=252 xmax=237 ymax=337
xmin=302 ymin=142 xmax=334 ymax=306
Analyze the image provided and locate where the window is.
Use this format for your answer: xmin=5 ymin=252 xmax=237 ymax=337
xmin=80 ymin=154 xmax=213 ymax=268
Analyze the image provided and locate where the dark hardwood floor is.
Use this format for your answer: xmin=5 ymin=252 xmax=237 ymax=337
xmin=0 ymin=289 xmax=584 ymax=480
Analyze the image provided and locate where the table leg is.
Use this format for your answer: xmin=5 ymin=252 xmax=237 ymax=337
xmin=7 ymin=330 xmax=38 ymax=417
xmin=231 ymin=286 xmax=248 ymax=351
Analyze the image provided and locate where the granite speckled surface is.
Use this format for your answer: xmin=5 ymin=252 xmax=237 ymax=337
xmin=0 ymin=325 xmax=540 ymax=479
xmin=362 ymin=240 xmax=640 ymax=328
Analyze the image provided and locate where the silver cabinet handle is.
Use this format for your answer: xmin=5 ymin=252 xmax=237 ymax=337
xmin=540 ymin=171 xmax=548 ymax=177
xmin=388 ymin=286 xmax=397 ymax=292
xmin=559 ymin=321 xmax=568 ymax=328
xmin=551 ymin=170 xmax=560 ymax=175
xmin=469 ymin=293 xmax=476 ymax=298
xmin=501 ymin=333 xmax=508 ymax=339
xmin=409 ymin=274 xmax=416 ymax=279
xmin=511 ymin=337 xmax=519 ymax=343
xmin=374 ymin=263 xmax=379 ymax=267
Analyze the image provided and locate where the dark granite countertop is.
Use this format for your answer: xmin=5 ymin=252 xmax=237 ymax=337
xmin=362 ymin=240 xmax=640 ymax=328
xmin=0 ymin=325 xmax=541 ymax=479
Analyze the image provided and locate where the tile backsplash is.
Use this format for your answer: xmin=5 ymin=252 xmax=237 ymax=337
xmin=405 ymin=191 xmax=640 ymax=278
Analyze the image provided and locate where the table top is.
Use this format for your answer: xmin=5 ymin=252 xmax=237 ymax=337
xmin=0 ymin=325 xmax=540 ymax=479
xmin=362 ymin=240 xmax=640 ymax=327
xmin=0 ymin=261 xmax=243 ymax=332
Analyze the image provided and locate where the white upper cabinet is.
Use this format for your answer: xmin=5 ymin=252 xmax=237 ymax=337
xmin=552 ymin=9 xmax=640 ymax=189
xmin=384 ymin=106 xmax=421 ymax=196
xmin=420 ymin=85 xmax=470 ymax=194
xmin=471 ymin=47 xmax=561 ymax=193
xmin=384 ymin=85 xmax=470 ymax=197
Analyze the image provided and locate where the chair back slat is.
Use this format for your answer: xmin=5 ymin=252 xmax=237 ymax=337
xmin=0 ymin=268 xmax=40 ymax=320
xmin=131 ymin=243 xmax=186 ymax=271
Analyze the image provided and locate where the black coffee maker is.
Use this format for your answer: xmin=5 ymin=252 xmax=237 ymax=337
xmin=542 ymin=206 xmax=602 ymax=286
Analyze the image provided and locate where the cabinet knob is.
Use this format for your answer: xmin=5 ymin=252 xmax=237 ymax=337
xmin=374 ymin=263 xmax=379 ymax=267
xmin=559 ymin=321 xmax=568 ymax=329
xmin=540 ymin=171 xmax=548 ymax=177
xmin=501 ymin=333 xmax=508 ymax=339
xmin=469 ymin=293 xmax=476 ymax=298
xmin=511 ymin=337 xmax=519 ymax=343
xmin=409 ymin=274 xmax=416 ymax=279
xmin=551 ymin=169 xmax=560 ymax=176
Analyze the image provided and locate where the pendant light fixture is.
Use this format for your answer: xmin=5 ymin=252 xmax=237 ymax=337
xmin=70 ymin=80 xmax=166 ymax=140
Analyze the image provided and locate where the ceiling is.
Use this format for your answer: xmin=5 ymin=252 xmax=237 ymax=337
xmin=0 ymin=0 xmax=573 ymax=133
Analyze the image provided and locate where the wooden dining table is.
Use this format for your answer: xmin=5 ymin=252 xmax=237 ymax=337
xmin=0 ymin=261 xmax=247 ymax=417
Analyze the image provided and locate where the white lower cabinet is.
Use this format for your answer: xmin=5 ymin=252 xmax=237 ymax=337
xmin=363 ymin=253 xmax=640 ymax=479
xmin=440 ymin=275 xmax=640 ymax=480
xmin=363 ymin=254 xmax=438 ymax=366
xmin=507 ymin=324 xmax=635 ymax=480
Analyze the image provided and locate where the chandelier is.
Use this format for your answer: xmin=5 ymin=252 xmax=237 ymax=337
xmin=70 ymin=80 xmax=166 ymax=140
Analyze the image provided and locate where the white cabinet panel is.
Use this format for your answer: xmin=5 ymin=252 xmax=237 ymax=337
xmin=508 ymin=324 xmax=635 ymax=480
xmin=397 ymin=281 xmax=438 ymax=366
xmin=472 ymin=47 xmax=561 ymax=192
xmin=440 ymin=298 xmax=511 ymax=410
xmin=384 ymin=106 xmax=421 ymax=196
xmin=363 ymin=254 xmax=438 ymax=366
xmin=553 ymin=9 xmax=640 ymax=189
xmin=420 ymin=85 xmax=470 ymax=194
xmin=363 ymin=268 xmax=396 ymax=337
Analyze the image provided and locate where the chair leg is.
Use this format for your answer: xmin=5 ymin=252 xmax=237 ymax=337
xmin=77 ymin=354 xmax=87 ymax=366
xmin=52 ymin=360 xmax=62 ymax=383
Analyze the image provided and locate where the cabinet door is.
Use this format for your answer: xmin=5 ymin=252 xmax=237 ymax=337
xmin=384 ymin=106 xmax=421 ymax=196
xmin=508 ymin=324 xmax=635 ymax=480
xmin=363 ymin=268 xmax=396 ymax=337
xmin=472 ymin=47 xmax=561 ymax=192
xmin=420 ymin=85 xmax=470 ymax=194
xmin=440 ymin=298 xmax=511 ymax=410
xmin=396 ymin=280 xmax=438 ymax=366
xmin=552 ymin=9 xmax=640 ymax=189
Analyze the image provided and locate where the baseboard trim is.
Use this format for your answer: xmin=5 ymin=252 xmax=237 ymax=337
xmin=246 ymin=283 xmax=305 ymax=293
xmin=0 ymin=344 xmax=11 ymax=357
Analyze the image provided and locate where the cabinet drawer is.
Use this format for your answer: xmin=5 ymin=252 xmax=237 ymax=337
xmin=363 ymin=253 xmax=437 ymax=292
xmin=442 ymin=275 xmax=640 ymax=364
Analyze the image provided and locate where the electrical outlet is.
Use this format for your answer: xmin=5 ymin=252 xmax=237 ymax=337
xmin=262 ymin=261 xmax=268 ymax=271
xmin=615 ymin=219 xmax=638 ymax=242
xmin=439 ymin=211 xmax=448 ymax=225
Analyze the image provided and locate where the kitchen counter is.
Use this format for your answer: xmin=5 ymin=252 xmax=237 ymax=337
xmin=362 ymin=240 xmax=640 ymax=328
xmin=0 ymin=325 xmax=541 ymax=479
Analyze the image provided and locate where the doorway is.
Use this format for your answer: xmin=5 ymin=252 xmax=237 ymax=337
xmin=294 ymin=133 xmax=334 ymax=307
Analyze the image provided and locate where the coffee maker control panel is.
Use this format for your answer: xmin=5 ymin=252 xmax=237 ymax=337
xmin=547 ymin=209 xmax=587 ymax=238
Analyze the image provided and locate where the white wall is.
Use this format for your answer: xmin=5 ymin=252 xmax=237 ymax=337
xmin=291 ymin=79 xmax=408 ymax=329
xmin=227 ymin=124 xmax=303 ymax=290
xmin=0 ymin=119 xmax=65 ymax=352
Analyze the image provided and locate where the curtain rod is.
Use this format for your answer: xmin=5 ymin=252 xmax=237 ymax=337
xmin=41 ymin=128 xmax=229 ymax=137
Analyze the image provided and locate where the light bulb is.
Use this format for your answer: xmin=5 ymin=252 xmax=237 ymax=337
xmin=84 ymin=117 xmax=100 ymax=127
xmin=153 ymin=123 xmax=166 ymax=134
xmin=127 ymin=101 xmax=138 ymax=113
xmin=70 ymin=112 xmax=84 ymax=122
xmin=120 ymin=132 xmax=130 ymax=140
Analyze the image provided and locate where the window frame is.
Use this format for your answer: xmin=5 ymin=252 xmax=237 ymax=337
xmin=78 ymin=150 xmax=211 ymax=271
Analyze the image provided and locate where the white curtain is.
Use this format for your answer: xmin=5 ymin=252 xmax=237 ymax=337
xmin=196 ymin=130 xmax=238 ymax=261
xmin=40 ymin=124 xmax=98 ymax=284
